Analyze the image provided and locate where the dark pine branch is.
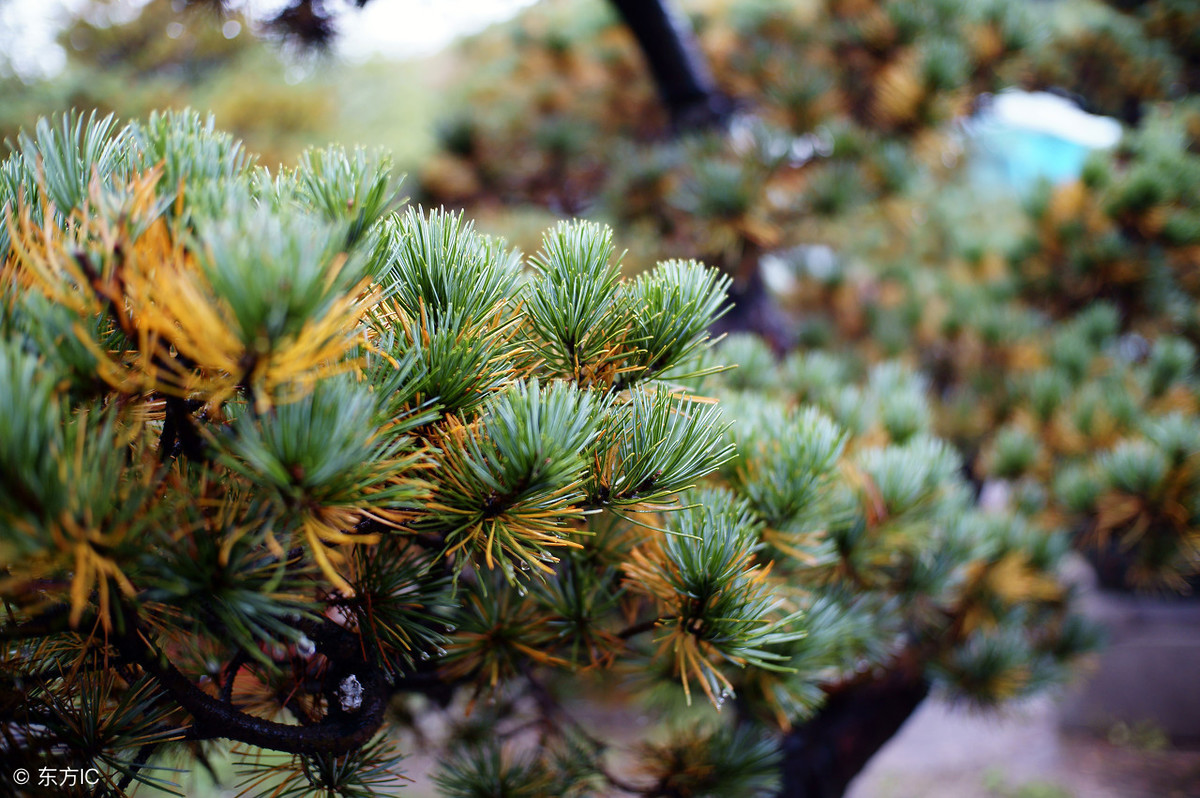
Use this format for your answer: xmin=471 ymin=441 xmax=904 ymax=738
xmin=777 ymin=656 xmax=930 ymax=798
xmin=159 ymin=397 xmax=207 ymax=461
xmin=115 ymin=742 xmax=161 ymax=793
xmin=220 ymin=648 xmax=250 ymax=704
xmin=113 ymin=614 xmax=389 ymax=755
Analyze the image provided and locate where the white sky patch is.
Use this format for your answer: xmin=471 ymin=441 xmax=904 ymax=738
xmin=988 ymin=89 xmax=1123 ymax=149
xmin=0 ymin=0 xmax=539 ymax=81
xmin=330 ymin=0 xmax=539 ymax=61
xmin=0 ymin=0 xmax=92 ymax=81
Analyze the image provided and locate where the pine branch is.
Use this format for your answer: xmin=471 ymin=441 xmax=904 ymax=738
xmin=113 ymin=615 xmax=388 ymax=755
xmin=160 ymin=396 xmax=207 ymax=461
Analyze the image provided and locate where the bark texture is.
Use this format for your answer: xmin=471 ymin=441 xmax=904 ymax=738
xmin=778 ymin=665 xmax=931 ymax=798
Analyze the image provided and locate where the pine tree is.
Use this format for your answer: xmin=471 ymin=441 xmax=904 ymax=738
xmin=0 ymin=111 xmax=1094 ymax=797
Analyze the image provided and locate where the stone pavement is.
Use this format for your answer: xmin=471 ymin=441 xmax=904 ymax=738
xmin=847 ymin=696 xmax=1200 ymax=798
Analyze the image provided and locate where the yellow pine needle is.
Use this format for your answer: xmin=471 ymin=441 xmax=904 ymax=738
xmin=507 ymin=640 xmax=570 ymax=669
xmin=440 ymin=512 xmax=585 ymax=575
xmin=431 ymin=418 xmax=587 ymax=570
xmin=217 ymin=521 xmax=255 ymax=568
xmin=625 ymin=528 xmax=771 ymax=709
xmin=1093 ymin=493 xmax=1148 ymax=546
xmin=306 ymin=525 xmax=356 ymax=598
xmin=986 ymin=553 xmax=1062 ymax=605
xmin=63 ymin=528 xmax=137 ymax=630
xmin=764 ymin=528 xmax=826 ymax=566
xmin=871 ymin=53 xmax=926 ymax=129
xmin=621 ymin=539 xmax=677 ymax=604
xmin=15 ymin=167 xmax=375 ymax=410
xmin=6 ymin=203 xmax=104 ymax=318
xmin=667 ymin=628 xmax=736 ymax=708
xmin=840 ymin=462 xmax=888 ymax=529
xmin=302 ymin=512 xmax=381 ymax=598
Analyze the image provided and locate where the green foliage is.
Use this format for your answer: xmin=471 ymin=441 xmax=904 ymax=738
xmin=198 ymin=201 xmax=363 ymax=346
xmin=652 ymin=492 xmax=802 ymax=678
xmin=523 ymin=220 xmax=627 ymax=383
xmin=128 ymin=108 xmax=255 ymax=199
xmin=364 ymin=207 xmax=525 ymax=417
xmin=594 ymin=390 xmax=733 ymax=507
xmin=17 ymin=0 xmax=1194 ymax=787
xmin=428 ymin=378 xmax=601 ymax=577
xmin=433 ymin=742 xmax=555 ymax=798
xmin=990 ymin=425 xmax=1042 ymax=479
xmin=17 ymin=110 xmax=130 ymax=214
xmin=635 ymin=723 xmax=783 ymax=797
xmin=625 ymin=259 xmax=731 ymax=379
xmin=417 ymin=0 xmax=1035 ymax=276
xmin=5 ymin=112 xmax=847 ymax=797
xmin=217 ymin=377 xmax=418 ymax=511
xmin=0 ymin=340 xmax=66 ymax=546
xmin=727 ymin=403 xmax=846 ymax=530
xmin=718 ymin=333 xmax=777 ymax=392
xmin=697 ymin=349 xmax=1094 ymax=719
xmin=373 ymin=207 xmax=523 ymax=326
xmin=296 ymin=146 xmax=400 ymax=247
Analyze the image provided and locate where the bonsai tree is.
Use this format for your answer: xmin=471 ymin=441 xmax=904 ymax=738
xmin=0 ymin=112 xmax=1091 ymax=798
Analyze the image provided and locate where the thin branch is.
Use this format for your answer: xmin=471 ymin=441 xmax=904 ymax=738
xmin=161 ymin=396 xmax=207 ymax=461
xmin=522 ymin=670 xmax=652 ymax=796
xmin=115 ymin=741 xmax=160 ymax=792
xmin=617 ymin=617 xmax=667 ymax=640
xmin=220 ymin=649 xmax=250 ymax=704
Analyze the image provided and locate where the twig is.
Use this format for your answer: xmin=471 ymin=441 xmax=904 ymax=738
xmin=522 ymin=670 xmax=652 ymax=796
xmin=220 ymin=649 xmax=250 ymax=704
xmin=617 ymin=617 xmax=666 ymax=640
xmin=115 ymin=742 xmax=160 ymax=792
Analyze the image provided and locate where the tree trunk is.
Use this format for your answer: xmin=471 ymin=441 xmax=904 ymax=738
xmin=778 ymin=665 xmax=931 ymax=798
xmin=608 ymin=0 xmax=733 ymax=131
